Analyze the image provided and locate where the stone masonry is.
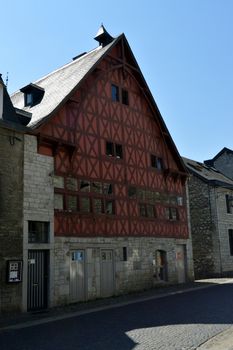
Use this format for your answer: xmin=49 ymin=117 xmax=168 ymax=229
xmin=0 ymin=127 xmax=24 ymax=312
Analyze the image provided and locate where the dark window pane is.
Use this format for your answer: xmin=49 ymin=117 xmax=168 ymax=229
xmin=226 ymin=194 xmax=231 ymax=213
xmin=151 ymin=154 xmax=157 ymax=168
xmin=123 ymin=247 xmax=127 ymax=261
xmin=229 ymin=229 xmax=233 ymax=255
xmin=28 ymin=221 xmax=49 ymax=243
xmin=122 ymin=89 xmax=129 ymax=105
xmin=80 ymin=197 xmax=90 ymax=212
xmin=115 ymin=144 xmax=123 ymax=159
xmin=106 ymin=142 xmax=114 ymax=156
xmin=80 ymin=180 xmax=90 ymax=192
xmin=26 ymin=93 xmax=33 ymax=106
xmin=111 ymin=84 xmax=119 ymax=102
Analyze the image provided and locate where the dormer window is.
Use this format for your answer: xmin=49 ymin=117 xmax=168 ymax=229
xmin=20 ymin=83 xmax=45 ymax=108
xmin=25 ymin=92 xmax=33 ymax=106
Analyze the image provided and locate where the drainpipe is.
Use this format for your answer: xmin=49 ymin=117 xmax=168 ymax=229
xmin=213 ymin=186 xmax=223 ymax=276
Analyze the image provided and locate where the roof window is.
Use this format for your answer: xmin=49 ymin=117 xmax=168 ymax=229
xmin=20 ymin=83 xmax=45 ymax=107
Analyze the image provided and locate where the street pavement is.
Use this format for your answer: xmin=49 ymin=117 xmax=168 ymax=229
xmin=1 ymin=280 xmax=233 ymax=349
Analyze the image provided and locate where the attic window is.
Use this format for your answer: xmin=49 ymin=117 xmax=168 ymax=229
xmin=20 ymin=83 xmax=45 ymax=108
xmin=25 ymin=93 xmax=33 ymax=106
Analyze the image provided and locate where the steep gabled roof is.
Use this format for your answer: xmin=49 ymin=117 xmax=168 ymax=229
xmin=11 ymin=27 xmax=187 ymax=174
xmin=183 ymin=156 xmax=233 ymax=189
xmin=204 ymin=147 xmax=233 ymax=167
xmin=11 ymin=35 xmax=120 ymax=128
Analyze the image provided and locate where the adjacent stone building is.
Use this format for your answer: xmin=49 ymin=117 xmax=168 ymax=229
xmin=205 ymin=147 xmax=233 ymax=181
xmin=0 ymin=75 xmax=31 ymax=312
xmin=183 ymin=156 xmax=233 ymax=278
xmin=1 ymin=26 xmax=194 ymax=313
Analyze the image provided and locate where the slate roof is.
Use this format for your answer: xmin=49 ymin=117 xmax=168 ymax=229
xmin=183 ymin=156 xmax=233 ymax=188
xmin=11 ymin=35 xmax=120 ymax=128
xmin=204 ymin=147 xmax=233 ymax=167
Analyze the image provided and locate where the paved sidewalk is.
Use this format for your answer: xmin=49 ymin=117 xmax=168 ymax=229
xmin=197 ymin=326 xmax=233 ymax=350
xmin=0 ymin=278 xmax=232 ymax=332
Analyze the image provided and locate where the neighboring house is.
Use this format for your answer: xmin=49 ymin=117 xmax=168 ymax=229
xmin=0 ymin=75 xmax=31 ymax=312
xmin=205 ymin=147 xmax=233 ymax=180
xmin=2 ymin=26 xmax=194 ymax=313
xmin=183 ymin=156 xmax=233 ymax=279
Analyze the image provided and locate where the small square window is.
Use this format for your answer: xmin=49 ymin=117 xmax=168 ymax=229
xmin=28 ymin=221 xmax=49 ymax=243
xmin=111 ymin=84 xmax=119 ymax=102
xmin=147 ymin=204 xmax=155 ymax=218
xmin=66 ymin=177 xmax=77 ymax=191
xmin=122 ymin=89 xmax=129 ymax=105
xmin=151 ymin=154 xmax=163 ymax=170
xmin=53 ymin=176 xmax=64 ymax=189
xmin=226 ymin=194 xmax=232 ymax=214
xmin=128 ymin=186 xmax=137 ymax=198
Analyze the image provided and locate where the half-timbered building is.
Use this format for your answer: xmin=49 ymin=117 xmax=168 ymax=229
xmin=10 ymin=26 xmax=194 ymax=311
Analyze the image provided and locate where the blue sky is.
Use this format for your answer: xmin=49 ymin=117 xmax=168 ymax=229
xmin=1 ymin=0 xmax=233 ymax=161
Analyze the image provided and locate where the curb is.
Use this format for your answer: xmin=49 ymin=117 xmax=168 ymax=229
xmin=197 ymin=326 xmax=233 ymax=350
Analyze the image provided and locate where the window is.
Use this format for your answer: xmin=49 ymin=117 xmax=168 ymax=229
xmin=165 ymin=207 xmax=179 ymax=221
xmin=80 ymin=180 xmax=90 ymax=192
xmin=67 ymin=195 xmax=77 ymax=211
xmin=139 ymin=203 xmax=156 ymax=218
xmin=105 ymin=200 xmax=115 ymax=214
xmin=123 ymin=247 xmax=127 ymax=261
xmin=54 ymin=193 xmax=64 ymax=210
xmin=93 ymin=198 xmax=103 ymax=213
xmin=122 ymin=89 xmax=129 ymax=105
xmin=53 ymin=176 xmax=64 ymax=189
xmin=115 ymin=144 xmax=123 ymax=158
xmin=106 ymin=142 xmax=123 ymax=159
xmin=25 ymin=93 xmax=33 ymax=106
xmin=66 ymin=177 xmax=77 ymax=191
xmin=151 ymin=154 xmax=163 ymax=170
xmin=111 ymin=84 xmax=119 ymax=102
xmin=28 ymin=221 xmax=49 ymax=243
xmin=229 ymin=229 xmax=233 ymax=255
xmin=80 ymin=197 xmax=90 ymax=212
xmin=226 ymin=194 xmax=232 ymax=213
xmin=103 ymin=183 xmax=113 ymax=195
xmin=111 ymin=84 xmax=129 ymax=106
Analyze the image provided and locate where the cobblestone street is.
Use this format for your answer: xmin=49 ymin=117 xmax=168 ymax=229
xmin=1 ymin=282 xmax=233 ymax=350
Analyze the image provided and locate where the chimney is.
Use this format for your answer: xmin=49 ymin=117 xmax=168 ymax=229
xmin=0 ymin=74 xmax=3 ymax=119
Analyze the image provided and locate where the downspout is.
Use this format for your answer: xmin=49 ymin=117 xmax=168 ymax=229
xmin=213 ymin=186 xmax=223 ymax=276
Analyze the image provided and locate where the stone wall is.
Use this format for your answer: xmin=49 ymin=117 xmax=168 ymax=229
xmin=54 ymin=236 xmax=194 ymax=305
xmin=187 ymin=175 xmax=216 ymax=278
xmin=22 ymin=135 xmax=54 ymax=311
xmin=187 ymin=173 xmax=233 ymax=278
xmin=213 ymin=152 xmax=233 ymax=180
xmin=211 ymin=186 xmax=233 ymax=275
xmin=0 ymin=127 xmax=24 ymax=312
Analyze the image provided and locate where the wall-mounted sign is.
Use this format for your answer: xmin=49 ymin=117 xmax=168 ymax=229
xmin=7 ymin=260 xmax=23 ymax=283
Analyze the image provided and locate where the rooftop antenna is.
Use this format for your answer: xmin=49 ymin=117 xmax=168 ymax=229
xmin=5 ymin=72 xmax=9 ymax=89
